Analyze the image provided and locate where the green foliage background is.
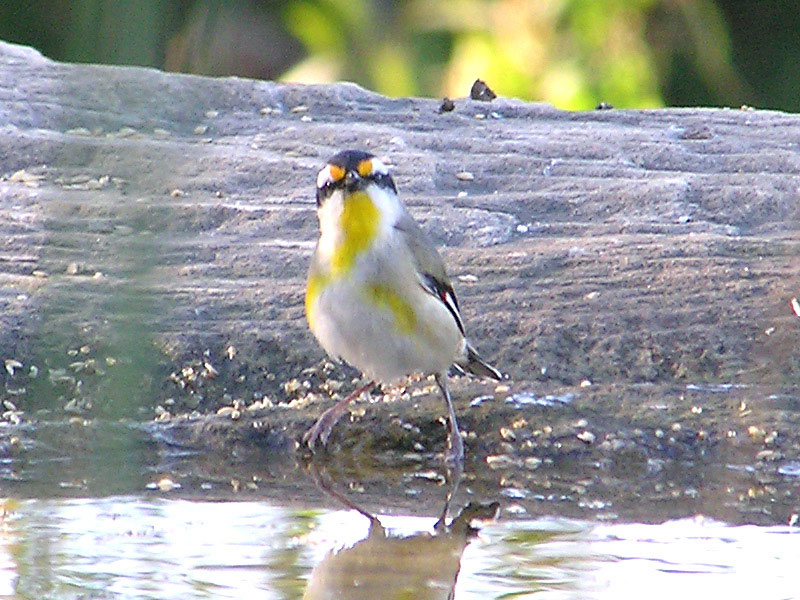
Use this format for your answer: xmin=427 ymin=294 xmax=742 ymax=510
xmin=2 ymin=0 xmax=798 ymax=111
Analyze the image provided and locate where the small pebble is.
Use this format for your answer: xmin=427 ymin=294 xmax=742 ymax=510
xmin=438 ymin=97 xmax=455 ymax=113
xmin=470 ymin=79 xmax=497 ymax=101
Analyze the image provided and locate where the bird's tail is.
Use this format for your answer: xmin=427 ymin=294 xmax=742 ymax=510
xmin=454 ymin=342 xmax=503 ymax=381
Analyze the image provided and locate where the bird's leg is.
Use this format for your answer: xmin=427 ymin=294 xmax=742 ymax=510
xmin=305 ymin=461 xmax=384 ymax=533
xmin=435 ymin=373 xmax=464 ymax=466
xmin=302 ymin=380 xmax=375 ymax=451
xmin=434 ymin=457 xmax=463 ymax=531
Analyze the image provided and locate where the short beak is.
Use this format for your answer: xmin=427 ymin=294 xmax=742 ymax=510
xmin=344 ymin=170 xmax=361 ymax=190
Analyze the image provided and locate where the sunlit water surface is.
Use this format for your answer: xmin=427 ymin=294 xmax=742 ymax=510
xmin=0 ymin=497 xmax=797 ymax=599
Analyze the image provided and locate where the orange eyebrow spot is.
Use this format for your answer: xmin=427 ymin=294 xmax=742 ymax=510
xmin=329 ymin=164 xmax=345 ymax=181
xmin=357 ymin=159 xmax=373 ymax=177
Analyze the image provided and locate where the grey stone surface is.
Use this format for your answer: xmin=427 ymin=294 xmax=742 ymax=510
xmin=3 ymin=41 xmax=800 ymax=523
xmin=2 ymin=40 xmax=798 ymax=404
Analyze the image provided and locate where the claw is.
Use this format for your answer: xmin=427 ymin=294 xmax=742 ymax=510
xmin=302 ymin=412 xmax=338 ymax=451
xmin=302 ymin=380 xmax=375 ymax=452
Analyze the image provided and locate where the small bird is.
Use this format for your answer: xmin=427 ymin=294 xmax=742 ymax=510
xmin=304 ymin=150 xmax=501 ymax=464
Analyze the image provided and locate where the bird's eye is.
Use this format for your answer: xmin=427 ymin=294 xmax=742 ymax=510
xmin=374 ymin=172 xmax=397 ymax=193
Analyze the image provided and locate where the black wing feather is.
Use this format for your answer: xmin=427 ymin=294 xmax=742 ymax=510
xmin=419 ymin=273 xmax=465 ymax=335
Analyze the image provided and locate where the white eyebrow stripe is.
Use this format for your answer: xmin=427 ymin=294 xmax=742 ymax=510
xmin=371 ymin=157 xmax=389 ymax=175
xmin=316 ymin=165 xmax=333 ymax=189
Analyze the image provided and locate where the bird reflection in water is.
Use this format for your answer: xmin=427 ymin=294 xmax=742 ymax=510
xmin=304 ymin=464 xmax=499 ymax=600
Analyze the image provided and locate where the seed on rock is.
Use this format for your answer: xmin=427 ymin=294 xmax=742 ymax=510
xmin=499 ymin=427 xmax=517 ymax=442
xmin=156 ymin=477 xmax=179 ymax=492
xmin=4 ymin=359 xmax=23 ymax=376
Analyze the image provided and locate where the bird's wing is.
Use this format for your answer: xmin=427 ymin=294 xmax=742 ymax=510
xmin=394 ymin=212 xmax=465 ymax=335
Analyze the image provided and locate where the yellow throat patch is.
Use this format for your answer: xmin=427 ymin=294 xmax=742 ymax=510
xmin=305 ymin=190 xmax=381 ymax=330
xmin=331 ymin=191 xmax=380 ymax=275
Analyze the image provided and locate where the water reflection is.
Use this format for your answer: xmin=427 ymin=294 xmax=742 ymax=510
xmin=0 ymin=498 xmax=797 ymax=599
xmin=304 ymin=463 xmax=499 ymax=600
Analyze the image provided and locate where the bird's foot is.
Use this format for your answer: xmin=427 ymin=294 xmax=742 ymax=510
xmin=302 ymin=405 xmax=345 ymax=451
xmin=301 ymin=380 xmax=375 ymax=453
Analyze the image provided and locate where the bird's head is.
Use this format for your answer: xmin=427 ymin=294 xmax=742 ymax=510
xmin=315 ymin=150 xmax=397 ymax=208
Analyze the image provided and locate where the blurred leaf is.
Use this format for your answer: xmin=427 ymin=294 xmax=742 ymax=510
xmin=0 ymin=0 xmax=759 ymax=110
xmin=370 ymin=43 xmax=417 ymax=97
xmin=284 ymin=1 xmax=343 ymax=54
